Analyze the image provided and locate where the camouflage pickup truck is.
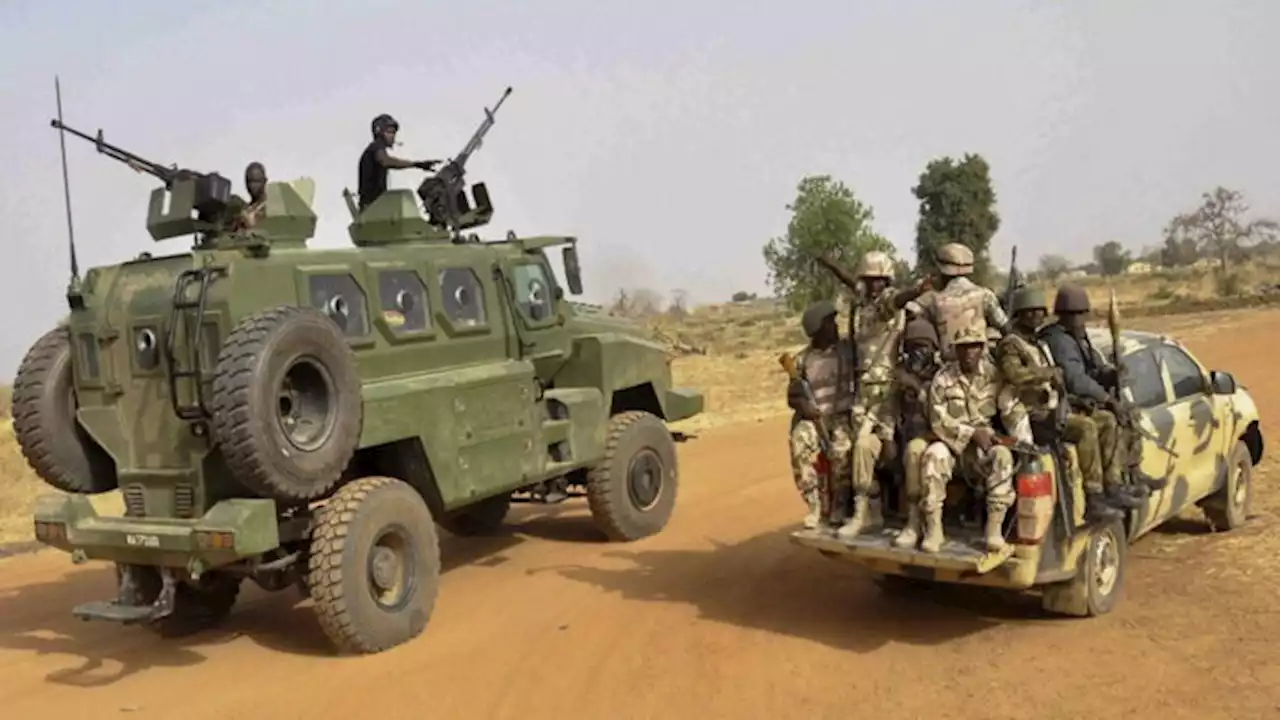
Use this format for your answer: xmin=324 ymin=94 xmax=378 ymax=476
xmin=16 ymin=99 xmax=703 ymax=655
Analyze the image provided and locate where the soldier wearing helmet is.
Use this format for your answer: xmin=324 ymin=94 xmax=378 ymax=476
xmin=786 ymin=300 xmax=856 ymax=529
xmin=905 ymin=242 xmax=1010 ymax=362
xmin=357 ymin=114 xmax=443 ymax=212
xmin=997 ymin=287 xmax=1134 ymax=521
xmin=1040 ymin=283 xmax=1150 ymax=505
xmin=889 ymin=316 xmax=942 ymax=549
xmin=815 ymin=249 xmax=927 ymax=538
xmin=912 ymin=313 xmax=1030 ymax=553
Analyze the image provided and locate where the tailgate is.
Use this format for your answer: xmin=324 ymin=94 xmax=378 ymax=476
xmin=790 ymin=527 xmax=1018 ymax=577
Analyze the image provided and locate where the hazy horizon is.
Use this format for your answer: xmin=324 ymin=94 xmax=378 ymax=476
xmin=2 ymin=0 xmax=1277 ymax=375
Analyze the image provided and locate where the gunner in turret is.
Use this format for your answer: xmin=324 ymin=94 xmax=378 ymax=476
xmin=358 ymin=114 xmax=442 ymax=212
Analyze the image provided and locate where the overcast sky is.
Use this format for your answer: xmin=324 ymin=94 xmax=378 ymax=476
xmin=1 ymin=0 xmax=1277 ymax=375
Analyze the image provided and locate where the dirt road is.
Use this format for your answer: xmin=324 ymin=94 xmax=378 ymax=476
xmin=3 ymin=310 xmax=1279 ymax=720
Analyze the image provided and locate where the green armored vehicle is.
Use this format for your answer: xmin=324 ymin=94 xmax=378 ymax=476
xmin=15 ymin=87 xmax=703 ymax=654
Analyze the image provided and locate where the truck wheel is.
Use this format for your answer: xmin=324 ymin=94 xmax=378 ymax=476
xmin=116 ymin=565 xmax=242 ymax=638
xmin=436 ymin=494 xmax=511 ymax=537
xmin=210 ymin=305 xmax=363 ymax=503
xmin=586 ymin=410 xmax=678 ymax=542
xmin=1041 ymin=519 xmax=1127 ymax=618
xmin=1202 ymin=441 xmax=1252 ymax=531
xmin=11 ymin=327 xmax=118 ymax=494
xmin=307 ymin=476 xmax=441 ymax=655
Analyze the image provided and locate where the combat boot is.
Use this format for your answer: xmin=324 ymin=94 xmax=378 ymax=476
xmin=984 ymin=506 xmax=1009 ymax=553
xmin=865 ymin=493 xmax=885 ymax=532
xmin=802 ymin=489 xmax=821 ymax=529
xmin=892 ymin=506 xmax=922 ymax=549
xmin=836 ymin=495 xmax=870 ymax=538
xmin=1085 ymin=492 xmax=1124 ymax=523
xmin=1105 ymin=485 xmax=1144 ymax=510
xmin=919 ymin=508 xmax=944 ymax=553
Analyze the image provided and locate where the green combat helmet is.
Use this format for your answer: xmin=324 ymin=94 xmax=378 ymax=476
xmin=1011 ymin=287 xmax=1048 ymax=315
xmin=802 ymin=300 xmax=838 ymax=337
xmin=16 ymin=81 xmax=704 ymax=657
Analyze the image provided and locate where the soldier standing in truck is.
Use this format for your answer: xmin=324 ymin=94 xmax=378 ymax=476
xmin=786 ymin=300 xmax=856 ymax=529
xmin=358 ymin=114 xmax=442 ymax=212
xmin=906 ymin=242 xmax=1009 ymax=361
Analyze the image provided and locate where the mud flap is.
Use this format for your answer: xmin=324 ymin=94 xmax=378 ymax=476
xmin=790 ymin=528 xmax=1016 ymax=575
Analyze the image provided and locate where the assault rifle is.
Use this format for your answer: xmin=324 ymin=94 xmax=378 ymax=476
xmin=418 ymin=86 xmax=512 ymax=235
xmin=1002 ymin=245 xmax=1023 ymax=313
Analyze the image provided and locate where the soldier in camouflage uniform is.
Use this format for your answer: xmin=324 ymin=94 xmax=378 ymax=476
xmin=996 ymin=287 xmax=1132 ymax=522
xmin=817 ymin=251 xmax=928 ymax=537
xmin=1040 ymin=284 xmax=1154 ymax=504
xmin=917 ymin=315 xmax=1032 ymax=553
xmin=786 ymin=300 xmax=856 ymax=529
xmin=890 ymin=316 xmax=941 ymax=549
xmin=906 ymin=243 xmax=1009 ymax=361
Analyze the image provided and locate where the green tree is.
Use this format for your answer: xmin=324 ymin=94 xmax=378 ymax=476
xmin=911 ymin=153 xmax=1001 ymax=285
xmin=1093 ymin=241 xmax=1131 ymax=277
xmin=1038 ymin=253 xmax=1072 ymax=281
xmin=762 ymin=175 xmax=895 ymax=312
xmin=1165 ymin=186 xmax=1279 ymax=273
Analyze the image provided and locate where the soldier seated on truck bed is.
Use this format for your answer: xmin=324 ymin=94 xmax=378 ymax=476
xmin=912 ymin=315 xmax=1032 ymax=554
xmin=890 ymin=316 xmax=942 ymax=550
xmin=786 ymin=301 xmax=856 ymax=529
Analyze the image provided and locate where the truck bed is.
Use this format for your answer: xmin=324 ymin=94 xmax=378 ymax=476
xmin=790 ymin=525 xmax=1016 ymax=576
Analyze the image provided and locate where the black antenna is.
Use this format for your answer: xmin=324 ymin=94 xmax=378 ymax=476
xmin=54 ymin=75 xmax=81 ymax=287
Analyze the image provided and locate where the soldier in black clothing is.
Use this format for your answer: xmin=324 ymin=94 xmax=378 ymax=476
xmin=890 ymin=316 xmax=941 ymax=549
xmin=357 ymin=114 xmax=442 ymax=212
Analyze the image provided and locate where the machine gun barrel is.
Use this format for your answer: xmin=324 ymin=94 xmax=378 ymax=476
xmin=452 ymin=86 xmax=512 ymax=170
xmin=48 ymin=119 xmax=197 ymax=189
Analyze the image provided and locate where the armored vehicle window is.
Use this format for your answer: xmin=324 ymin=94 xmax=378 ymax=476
xmin=1122 ymin=349 xmax=1165 ymax=409
xmin=377 ymin=270 xmax=431 ymax=333
xmin=308 ymin=274 xmax=370 ymax=338
xmin=1159 ymin=346 xmax=1206 ymax=401
xmin=512 ymin=262 xmax=555 ymax=321
xmin=439 ymin=267 xmax=488 ymax=326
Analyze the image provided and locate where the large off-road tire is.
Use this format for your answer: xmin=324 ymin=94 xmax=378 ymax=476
xmin=436 ymin=493 xmax=511 ymax=537
xmin=1041 ymin=519 xmax=1127 ymax=618
xmin=117 ymin=564 xmax=242 ymax=638
xmin=306 ymin=476 xmax=441 ymax=655
xmin=586 ymin=410 xmax=678 ymax=542
xmin=1202 ymin=440 xmax=1252 ymax=531
xmin=210 ymin=305 xmax=363 ymax=503
xmin=11 ymin=327 xmax=118 ymax=494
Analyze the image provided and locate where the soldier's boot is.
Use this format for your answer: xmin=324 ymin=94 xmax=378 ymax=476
xmin=836 ymin=495 xmax=871 ymax=539
xmin=984 ymin=505 xmax=1009 ymax=553
xmin=829 ymin=486 xmax=852 ymax=527
xmin=919 ymin=508 xmax=945 ymax=553
xmin=1105 ymin=485 xmax=1144 ymax=510
xmin=892 ymin=505 xmax=922 ymax=549
xmin=865 ymin=493 xmax=885 ymax=532
xmin=1085 ymin=491 xmax=1125 ymax=523
xmin=802 ymin=489 xmax=822 ymax=529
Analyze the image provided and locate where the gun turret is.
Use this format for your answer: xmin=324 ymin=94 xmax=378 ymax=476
xmin=49 ymin=119 xmax=232 ymax=224
xmin=417 ymin=86 xmax=513 ymax=238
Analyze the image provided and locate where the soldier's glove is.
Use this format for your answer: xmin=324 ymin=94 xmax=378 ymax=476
xmin=416 ymin=159 xmax=442 ymax=171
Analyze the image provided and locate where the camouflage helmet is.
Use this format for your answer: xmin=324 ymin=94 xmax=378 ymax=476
xmin=857 ymin=251 xmax=895 ymax=279
xmin=902 ymin=317 xmax=938 ymax=347
xmin=801 ymin=299 xmax=838 ymax=337
xmin=935 ymin=243 xmax=974 ymax=276
xmin=1011 ymin=286 xmax=1048 ymax=314
xmin=948 ymin=317 xmax=988 ymax=347
xmin=371 ymin=113 xmax=400 ymax=136
xmin=1053 ymin=283 xmax=1091 ymax=314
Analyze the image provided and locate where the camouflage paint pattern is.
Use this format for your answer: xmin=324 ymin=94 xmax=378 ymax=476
xmin=39 ymin=179 xmax=703 ymax=566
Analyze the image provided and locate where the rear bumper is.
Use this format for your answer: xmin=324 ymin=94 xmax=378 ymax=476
xmin=790 ymin=527 xmax=1040 ymax=589
xmin=665 ymin=387 xmax=704 ymax=422
xmin=32 ymin=493 xmax=281 ymax=569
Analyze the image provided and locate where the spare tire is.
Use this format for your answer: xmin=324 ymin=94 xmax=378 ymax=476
xmin=12 ymin=327 xmax=119 ymax=494
xmin=210 ymin=305 xmax=363 ymax=503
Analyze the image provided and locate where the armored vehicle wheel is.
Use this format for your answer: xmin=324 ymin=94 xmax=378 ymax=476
xmin=586 ymin=410 xmax=678 ymax=542
xmin=210 ymin=305 xmax=363 ymax=503
xmin=436 ymin=493 xmax=511 ymax=537
xmin=1202 ymin=440 xmax=1252 ymax=531
xmin=116 ymin=564 xmax=242 ymax=638
xmin=1041 ymin=519 xmax=1127 ymax=618
xmin=11 ymin=327 xmax=118 ymax=494
xmin=306 ymin=475 xmax=441 ymax=655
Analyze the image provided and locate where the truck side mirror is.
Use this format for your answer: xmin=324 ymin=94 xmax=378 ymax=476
xmin=1210 ymin=370 xmax=1237 ymax=395
xmin=562 ymin=245 xmax=583 ymax=295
